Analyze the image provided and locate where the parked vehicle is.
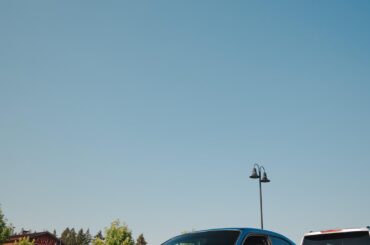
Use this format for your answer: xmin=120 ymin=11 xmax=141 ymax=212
xmin=161 ymin=228 xmax=295 ymax=245
xmin=301 ymin=227 xmax=370 ymax=245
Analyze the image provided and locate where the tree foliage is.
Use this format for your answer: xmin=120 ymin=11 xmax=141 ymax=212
xmin=135 ymin=234 xmax=147 ymax=245
xmin=76 ymin=229 xmax=91 ymax=245
xmin=14 ymin=237 xmax=34 ymax=245
xmin=0 ymin=208 xmax=13 ymax=245
xmin=93 ymin=220 xmax=134 ymax=245
xmin=94 ymin=231 xmax=104 ymax=240
xmin=61 ymin=228 xmax=91 ymax=245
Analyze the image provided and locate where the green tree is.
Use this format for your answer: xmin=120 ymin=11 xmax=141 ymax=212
xmin=95 ymin=231 xmax=104 ymax=240
xmin=0 ymin=207 xmax=13 ymax=245
xmin=61 ymin=228 xmax=77 ymax=245
xmin=76 ymin=229 xmax=91 ymax=245
xmin=14 ymin=237 xmax=34 ymax=245
xmin=70 ymin=229 xmax=77 ymax=245
xmin=61 ymin=228 xmax=71 ymax=245
xmin=85 ymin=229 xmax=92 ymax=245
xmin=93 ymin=220 xmax=134 ymax=245
xmin=135 ymin=234 xmax=147 ymax=245
xmin=62 ymin=228 xmax=91 ymax=245
xmin=76 ymin=229 xmax=84 ymax=245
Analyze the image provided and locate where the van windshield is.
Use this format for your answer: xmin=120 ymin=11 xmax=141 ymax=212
xmin=162 ymin=230 xmax=240 ymax=245
xmin=303 ymin=231 xmax=370 ymax=245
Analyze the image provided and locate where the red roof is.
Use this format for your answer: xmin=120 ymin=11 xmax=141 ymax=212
xmin=7 ymin=231 xmax=62 ymax=245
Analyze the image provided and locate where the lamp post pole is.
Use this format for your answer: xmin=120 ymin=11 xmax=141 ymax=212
xmin=259 ymin=172 xmax=263 ymax=229
xmin=250 ymin=164 xmax=270 ymax=230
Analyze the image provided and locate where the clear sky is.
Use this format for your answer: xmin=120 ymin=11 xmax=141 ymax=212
xmin=1 ymin=1 xmax=370 ymax=244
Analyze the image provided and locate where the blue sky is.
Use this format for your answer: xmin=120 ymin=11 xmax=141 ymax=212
xmin=1 ymin=1 xmax=370 ymax=244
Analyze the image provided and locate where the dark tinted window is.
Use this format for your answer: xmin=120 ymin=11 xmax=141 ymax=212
xmin=303 ymin=232 xmax=370 ymax=245
xmin=270 ymin=237 xmax=291 ymax=245
xmin=162 ymin=231 xmax=240 ymax=245
xmin=243 ymin=236 xmax=269 ymax=245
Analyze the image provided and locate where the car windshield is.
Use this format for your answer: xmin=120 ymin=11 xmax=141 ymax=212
xmin=303 ymin=231 xmax=370 ymax=245
xmin=162 ymin=230 xmax=240 ymax=245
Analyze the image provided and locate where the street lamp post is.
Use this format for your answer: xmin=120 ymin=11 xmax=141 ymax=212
xmin=249 ymin=164 xmax=270 ymax=230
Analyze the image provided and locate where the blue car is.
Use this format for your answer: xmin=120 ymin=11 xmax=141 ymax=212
xmin=161 ymin=228 xmax=295 ymax=245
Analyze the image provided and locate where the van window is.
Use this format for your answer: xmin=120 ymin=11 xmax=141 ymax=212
xmin=302 ymin=231 xmax=370 ymax=245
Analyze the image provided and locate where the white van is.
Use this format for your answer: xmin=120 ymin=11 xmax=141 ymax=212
xmin=301 ymin=227 xmax=370 ymax=245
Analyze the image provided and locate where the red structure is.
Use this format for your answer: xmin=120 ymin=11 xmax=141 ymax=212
xmin=5 ymin=231 xmax=62 ymax=245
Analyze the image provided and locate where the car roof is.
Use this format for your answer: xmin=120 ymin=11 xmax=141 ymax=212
xmin=162 ymin=227 xmax=294 ymax=245
xmin=198 ymin=227 xmax=291 ymax=238
xmin=304 ymin=227 xmax=370 ymax=237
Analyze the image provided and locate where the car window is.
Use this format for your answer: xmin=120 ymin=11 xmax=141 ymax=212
xmin=162 ymin=231 xmax=240 ymax=245
xmin=243 ymin=235 xmax=269 ymax=245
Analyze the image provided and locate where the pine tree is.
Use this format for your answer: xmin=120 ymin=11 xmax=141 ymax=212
xmin=85 ymin=229 xmax=92 ymax=245
xmin=94 ymin=231 xmax=104 ymax=240
xmin=70 ymin=228 xmax=77 ymax=245
xmin=76 ymin=229 xmax=91 ymax=245
xmin=135 ymin=234 xmax=147 ymax=245
xmin=76 ymin=229 xmax=84 ymax=245
xmin=61 ymin=228 xmax=92 ymax=245
xmin=61 ymin=228 xmax=78 ymax=245
xmin=61 ymin=228 xmax=71 ymax=245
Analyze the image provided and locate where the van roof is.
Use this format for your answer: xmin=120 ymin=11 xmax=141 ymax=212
xmin=304 ymin=227 xmax=370 ymax=237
